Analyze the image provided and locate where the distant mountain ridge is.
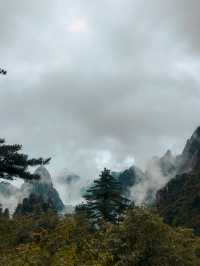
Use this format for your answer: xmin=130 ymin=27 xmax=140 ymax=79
xmin=112 ymin=166 xmax=145 ymax=196
xmin=1 ymin=127 xmax=200 ymax=219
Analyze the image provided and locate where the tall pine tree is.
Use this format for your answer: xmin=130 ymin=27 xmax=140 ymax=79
xmin=0 ymin=138 xmax=50 ymax=180
xmin=82 ymin=168 xmax=130 ymax=224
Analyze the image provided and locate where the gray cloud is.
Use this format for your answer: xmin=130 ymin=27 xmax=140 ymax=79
xmin=0 ymin=0 xmax=200 ymax=182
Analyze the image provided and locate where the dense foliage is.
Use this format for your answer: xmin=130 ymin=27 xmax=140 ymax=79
xmin=78 ymin=168 xmax=130 ymax=224
xmin=0 ymin=138 xmax=50 ymax=180
xmin=14 ymin=193 xmax=57 ymax=217
xmin=0 ymin=208 xmax=199 ymax=265
xmin=157 ymin=172 xmax=200 ymax=235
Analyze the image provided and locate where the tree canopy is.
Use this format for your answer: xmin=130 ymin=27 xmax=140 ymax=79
xmin=79 ymin=168 xmax=131 ymax=224
xmin=0 ymin=138 xmax=50 ymax=180
xmin=0 ymin=208 xmax=199 ymax=265
xmin=0 ymin=67 xmax=7 ymax=75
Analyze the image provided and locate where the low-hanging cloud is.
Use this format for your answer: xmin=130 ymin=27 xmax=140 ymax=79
xmin=130 ymin=158 xmax=173 ymax=205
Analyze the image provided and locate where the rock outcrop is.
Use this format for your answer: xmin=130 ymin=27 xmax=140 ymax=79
xmin=156 ymin=127 xmax=200 ymax=234
xmin=21 ymin=166 xmax=64 ymax=212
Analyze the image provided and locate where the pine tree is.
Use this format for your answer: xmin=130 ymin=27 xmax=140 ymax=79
xmin=83 ymin=168 xmax=131 ymax=224
xmin=3 ymin=208 xmax=9 ymax=219
xmin=0 ymin=68 xmax=7 ymax=75
xmin=0 ymin=205 xmax=9 ymax=219
xmin=0 ymin=138 xmax=50 ymax=180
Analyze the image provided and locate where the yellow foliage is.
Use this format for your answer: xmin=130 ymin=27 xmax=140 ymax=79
xmin=0 ymin=209 xmax=199 ymax=266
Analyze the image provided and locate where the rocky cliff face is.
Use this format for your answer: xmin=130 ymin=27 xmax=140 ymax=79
xmin=157 ymin=150 xmax=177 ymax=177
xmin=178 ymin=127 xmax=200 ymax=173
xmin=156 ymin=127 xmax=200 ymax=234
xmin=151 ymin=127 xmax=200 ymax=180
xmin=21 ymin=166 xmax=64 ymax=212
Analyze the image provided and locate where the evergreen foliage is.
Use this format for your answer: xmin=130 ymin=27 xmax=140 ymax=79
xmin=0 ymin=67 xmax=7 ymax=75
xmin=0 ymin=138 xmax=50 ymax=180
xmin=157 ymin=171 xmax=200 ymax=235
xmin=0 ymin=204 xmax=10 ymax=218
xmin=81 ymin=168 xmax=131 ymax=224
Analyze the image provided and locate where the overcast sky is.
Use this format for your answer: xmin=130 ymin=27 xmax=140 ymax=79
xmin=0 ymin=0 xmax=200 ymax=179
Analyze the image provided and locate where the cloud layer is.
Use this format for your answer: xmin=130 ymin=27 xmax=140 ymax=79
xmin=0 ymin=0 xmax=200 ymax=180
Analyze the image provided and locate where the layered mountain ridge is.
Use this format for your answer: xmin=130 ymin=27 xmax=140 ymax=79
xmin=0 ymin=126 xmax=200 ymax=220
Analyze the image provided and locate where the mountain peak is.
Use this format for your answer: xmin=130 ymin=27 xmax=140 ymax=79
xmin=21 ymin=166 xmax=64 ymax=212
xmin=178 ymin=126 xmax=200 ymax=173
xmin=162 ymin=150 xmax=175 ymax=164
xmin=164 ymin=149 xmax=172 ymax=157
xmin=34 ymin=166 xmax=52 ymax=184
xmin=184 ymin=127 xmax=200 ymax=150
xmin=193 ymin=126 xmax=200 ymax=136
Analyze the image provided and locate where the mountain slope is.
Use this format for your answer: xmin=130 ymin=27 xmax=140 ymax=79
xmin=156 ymin=172 xmax=200 ymax=234
xmin=178 ymin=127 xmax=200 ymax=173
xmin=156 ymin=127 xmax=200 ymax=234
xmin=21 ymin=166 xmax=64 ymax=212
